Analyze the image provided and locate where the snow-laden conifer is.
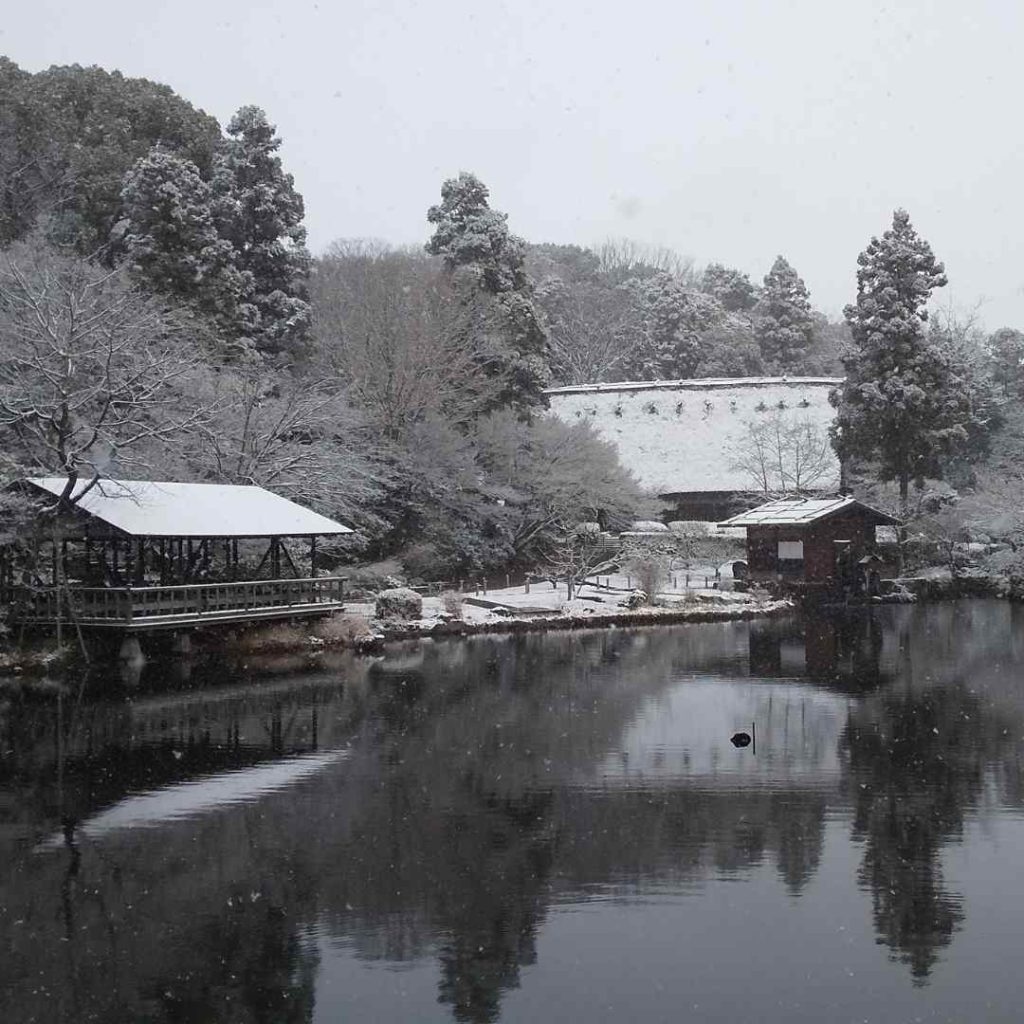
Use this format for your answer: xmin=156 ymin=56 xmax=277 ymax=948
xmin=755 ymin=255 xmax=815 ymax=374
xmin=426 ymin=172 xmax=549 ymax=412
xmin=831 ymin=209 xmax=990 ymax=506
xmin=213 ymin=106 xmax=311 ymax=361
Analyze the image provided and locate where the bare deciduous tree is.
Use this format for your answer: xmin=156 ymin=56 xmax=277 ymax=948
xmin=596 ymin=238 xmax=699 ymax=285
xmin=312 ymin=246 xmax=502 ymax=438
xmin=0 ymin=237 xmax=209 ymax=506
xmin=541 ymin=523 xmax=618 ymax=600
xmin=728 ymin=413 xmax=837 ymax=497
xmin=475 ymin=411 xmax=641 ymax=563
xmin=187 ymin=365 xmax=389 ymax=538
xmin=536 ymin=276 xmax=641 ymax=384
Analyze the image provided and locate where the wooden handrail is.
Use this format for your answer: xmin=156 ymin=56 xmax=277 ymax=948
xmin=2 ymin=576 xmax=349 ymax=625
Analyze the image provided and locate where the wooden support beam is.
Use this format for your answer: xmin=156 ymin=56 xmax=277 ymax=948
xmin=253 ymin=542 xmax=273 ymax=579
xmin=134 ymin=538 xmax=146 ymax=585
xmin=280 ymin=541 xmax=300 ymax=579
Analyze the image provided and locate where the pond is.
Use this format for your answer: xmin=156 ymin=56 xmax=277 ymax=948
xmin=3 ymin=599 xmax=1024 ymax=1023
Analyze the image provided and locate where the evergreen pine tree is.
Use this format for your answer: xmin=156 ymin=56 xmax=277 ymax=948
xmin=755 ymin=255 xmax=815 ymax=374
xmin=700 ymin=262 xmax=759 ymax=312
xmin=121 ymin=148 xmax=251 ymax=343
xmin=831 ymin=209 xmax=989 ymax=505
xmin=987 ymin=327 xmax=1024 ymax=396
xmin=621 ymin=273 xmax=721 ymax=380
xmin=426 ymin=172 xmax=549 ymax=411
xmin=213 ymin=106 xmax=311 ymax=361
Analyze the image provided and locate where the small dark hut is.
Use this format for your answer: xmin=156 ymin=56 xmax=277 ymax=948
xmin=718 ymin=497 xmax=899 ymax=587
xmin=0 ymin=477 xmax=354 ymax=630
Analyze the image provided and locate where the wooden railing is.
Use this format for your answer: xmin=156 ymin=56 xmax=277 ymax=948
xmin=1 ymin=577 xmax=348 ymax=628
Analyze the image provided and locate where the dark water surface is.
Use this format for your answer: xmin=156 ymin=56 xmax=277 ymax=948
xmin=3 ymin=600 xmax=1024 ymax=1023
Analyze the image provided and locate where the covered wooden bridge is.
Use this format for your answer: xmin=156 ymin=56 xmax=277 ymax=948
xmin=0 ymin=478 xmax=354 ymax=631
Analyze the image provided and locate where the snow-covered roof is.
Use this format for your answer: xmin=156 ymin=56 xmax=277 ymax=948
xmin=718 ymin=496 xmax=899 ymax=527
xmin=26 ymin=478 xmax=353 ymax=538
xmin=545 ymin=377 xmax=843 ymax=494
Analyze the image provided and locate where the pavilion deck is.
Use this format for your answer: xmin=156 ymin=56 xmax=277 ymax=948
xmin=1 ymin=576 xmax=348 ymax=631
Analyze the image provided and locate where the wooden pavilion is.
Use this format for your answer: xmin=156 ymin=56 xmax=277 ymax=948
xmin=0 ymin=478 xmax=354 ymax=630
xmin=718 ymin=496 xmax=899 ymax=587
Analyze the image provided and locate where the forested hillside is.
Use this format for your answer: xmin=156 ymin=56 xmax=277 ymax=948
xmin=2 ymin=59 xmax=1023 ymax=581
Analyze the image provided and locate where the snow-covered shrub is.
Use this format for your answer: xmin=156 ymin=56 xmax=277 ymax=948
xmin=375 ymin=587 xmax=423 ymax=620
xmin=624 ymin=555 xmax=668 ymax=605
xmin=315 ymin=613 xmax=375 ymax=644
xmin=623 ymin=590 xmax=647 ymax=609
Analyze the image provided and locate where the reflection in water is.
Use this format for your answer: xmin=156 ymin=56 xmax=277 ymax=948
xmin=2 ymin=603 xmax=1024 ymax=1022
xmin=39 ymin=751 xmax=349 ymax=846
xmin=842 ymin=681 xmax=1016 ymax=983
xmin=749 ymin=611 xmax=893 ymax=689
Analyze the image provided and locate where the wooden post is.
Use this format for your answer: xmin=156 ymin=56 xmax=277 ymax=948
xmin=310 ymin=537 xmax=317 ymax=578
xmin=134 ymin=538 xmax=146 ymax=585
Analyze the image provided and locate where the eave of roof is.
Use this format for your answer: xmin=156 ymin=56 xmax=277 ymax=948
xmin=544 ymin=376 xmax=843 ymax=397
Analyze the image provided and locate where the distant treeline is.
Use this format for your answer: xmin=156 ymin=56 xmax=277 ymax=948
xmin=2 ymin=59 xmax=1022 ymax=581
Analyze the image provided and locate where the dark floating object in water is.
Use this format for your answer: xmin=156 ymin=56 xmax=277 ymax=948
xmin=731 ymin=722 xmax=756 ymax=751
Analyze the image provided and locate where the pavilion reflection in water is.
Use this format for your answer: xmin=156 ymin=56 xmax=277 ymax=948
xmin=3 ymin=608 xmax=1024 ymax=1022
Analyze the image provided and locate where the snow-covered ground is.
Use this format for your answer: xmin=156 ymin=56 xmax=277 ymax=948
xmin=347 ymin=574 xmax=769 ymax=630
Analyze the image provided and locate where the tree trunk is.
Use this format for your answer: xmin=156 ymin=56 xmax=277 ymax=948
xmin=897 ymin=470 xmax=910 ymax=575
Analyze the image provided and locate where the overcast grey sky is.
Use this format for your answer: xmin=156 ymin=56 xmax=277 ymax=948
xmin=4 ymin=0 xmax=1023 ymax=327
